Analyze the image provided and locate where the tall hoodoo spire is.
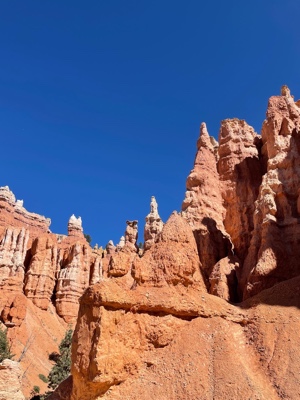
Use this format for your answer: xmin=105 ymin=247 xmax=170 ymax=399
xmin=144 ymin=196 xmax=163 ymax=251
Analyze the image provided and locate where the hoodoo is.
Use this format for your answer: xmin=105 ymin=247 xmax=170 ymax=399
xmin=2 ymin=88 xmax=300 ymax=399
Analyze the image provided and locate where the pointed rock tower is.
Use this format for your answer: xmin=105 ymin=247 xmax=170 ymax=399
xmin=144 ymin=196 xmax=163 ymax=251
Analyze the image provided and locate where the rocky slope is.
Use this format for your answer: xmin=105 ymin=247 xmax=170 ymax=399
xmin=2 ymin=86 xmax=300 ymax=399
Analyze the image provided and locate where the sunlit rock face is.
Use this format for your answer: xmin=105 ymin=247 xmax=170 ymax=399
xmin=218 ymin=119 xmax=263 ymax=263
xmin=0 ymin=185 xmax=50 ymax=244
xmin=68 ymin=214 xmax=84 ymax=239
xmin=24 ymin=233 xmax=59 ymax=310
xmin=71 ymin=208 xmax=300 ymax=400
xmin=3 ymin=88 xmax=300 ymax=400
xmin=144 ymin=196 xmax=163 ymax=251
xmin=181 ymin=123 xmax=232 ymax=289
xmin=0 ymin=192 xmax=98 ymax=323
xmin=55 ymin=241 xmax=92 ymax=323
xmin=125 ymin=220 xmax=138 ymax=252
xmin=0 ymin=359 xmax=25 ymax=400
xmin=242 ymin=86 xmax=300 ymax=298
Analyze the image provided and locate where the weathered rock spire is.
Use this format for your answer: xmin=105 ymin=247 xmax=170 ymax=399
xmin=181 ymin=122 xmax=231 ymax=280
xmin=125 ymin=220 xmax=138 ymax=252
xmin=144 ymin=196 xmax=163 ymax=250
xmin=68 ymin=214 xmax=84 ymax=238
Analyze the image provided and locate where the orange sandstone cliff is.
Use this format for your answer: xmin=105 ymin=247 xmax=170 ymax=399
xmin=69 ymin=87 xmax=300 ymax=400
xmin=2 ymin=87 xmax=300 ymax=399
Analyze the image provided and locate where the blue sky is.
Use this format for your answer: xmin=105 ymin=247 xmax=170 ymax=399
xmin=0 ymin=1 xmax=299 ymax=246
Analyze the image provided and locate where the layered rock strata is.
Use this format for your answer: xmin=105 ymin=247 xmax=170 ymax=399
xmin=0 ymin=186 xmax=50 ymax=243
xmin=0 ymin=194 xmax=102 ymax=323
xmin=68 ymin=215 xmax=84 ymax=238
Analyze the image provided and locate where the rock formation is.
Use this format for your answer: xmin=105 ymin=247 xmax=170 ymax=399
xmin=0 ymin=359 xmax=25 ymax=400
xmin=0 ymin=198 xmax=105 ymax=324
xmin=3 ymin=87 xmax=300 ymax=399
xmin=242 ymin=85 xmax=300 ymax=298
xmin=116 ymin=236 xmax=125 ymax=251
xmin=0 ymin=227 xmax=29 ymax=299
xmin=24 ymin=234 xmax=59 ymax=310
xmin=0 ymin=186 xmax=50 ymax=243
xmin=65 ymin=86 xmax=300 ymax=399
xmin=55 ymin=241 xmax=92 ymax=322
xmin=218 ymin=119 xmax=263 ymax=261
xmin=70 ymin=210 xmax=300 ymax=400
xmin=71 ymin=213 xmax=208 ymax=399
xmin=125 ymin=220 xmax=138 ymax=251
xmin=107 ymin=220 xmax=139 ymax=279
xmin=68 ymin=215 xmax=84 ymax=238
xmin=105 ymin=240 xmax=115 ymax=255
xmin=181 ymin=122 xmax=232 ymax=286
xmin=144 ymin=196 xmax=163 ymax=251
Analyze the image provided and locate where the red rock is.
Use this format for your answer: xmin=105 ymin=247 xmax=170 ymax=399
xmin=1 ymin=293 xmax=27 ymax=327
xmin=0 ymin=186 xmax=50 ymax=244
xmin=55 ymin=240 xmax=92 ymax=323
xmin=0 ymin=359 xmax=25 ymax=400
xmin=125 ymin=220 xmax=138 ymax=252
xmin=0 ymin=227 xmax=30 ymax=302
xmin=242 ymin=86 xmax=300 ymax=299
xmin=218 ymin=119 xmax=263 ymax=261
xmin=24 ymin=234 xmax=59 ymax=310
xmin=68 ymin=215 xmax=84 ymax=239
xmin=3 ymin=88 xmax=300 ymax=400
xmin=181 ymin=123 xmax=232 ymax=281
xmin=133 ymin=212 xmax=205 ymax=288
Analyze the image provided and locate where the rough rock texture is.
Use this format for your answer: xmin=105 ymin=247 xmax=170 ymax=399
xmin=0 ymin=227 xmax=29 ymax=300
xmin=133 ymin=213 xmax=205 ymax=288
xmin=116 ymin=236 xmax=125 ymax=251
xmin=64 ymin=87 xmax=300 ymax=400
xmin=105 ymin=240 xmax=115 ymax=255
xmin=55 ymin=241 xmax=92 ymax=322
xmin=242 ymin=86 xmax=300 ymax=298
xmin=144 ymin=196 xmax=163 ymax=251
xmin=0 ymin=189 xmax=104 ymax=324
xmin=209 ymin=256 xmax=239 ymax=302
xmin=6 ymin=299 xmax=67 ymax=398
xmin=24 ymin=234 xmax=59 ymax=309
xmin=68 ymin=215 xmax=84 ymax=239
xmin=181 ymin=123 xmax=232 ymax=281
xmin=4 ymin=87 xmax=300 ymax=399
xmin=71 ymin=213 xmax=210 ymax=399
xmin=125 ymin=220 xmax=138 ymax=252
xmin=218 ymin=119 xmax=263 ymax=261
xmin=1 ymin=293 xmax=27 ymax=327
xmin=0 ymin=360 xmax=25 ymax=400
xmin=70 ymin=248 xmax=300 ymax=400
xmin=0 ymin=186 xmax=50 ymax=243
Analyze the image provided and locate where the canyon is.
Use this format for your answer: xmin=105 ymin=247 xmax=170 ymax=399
xmin=1 ymin=86 xmax=300 ymax=399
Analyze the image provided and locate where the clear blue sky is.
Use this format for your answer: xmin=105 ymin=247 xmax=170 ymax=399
xmin=0 ymin=1 xmax=299 ymax=246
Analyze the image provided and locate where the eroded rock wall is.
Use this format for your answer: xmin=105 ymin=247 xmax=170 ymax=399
xmin=0 ymin=192 xmax=100 ymax=324
xmin=181 ymin=123 xmax=232 ymax=282
xmin=242 ymin=86 xmax=300 ymax=298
